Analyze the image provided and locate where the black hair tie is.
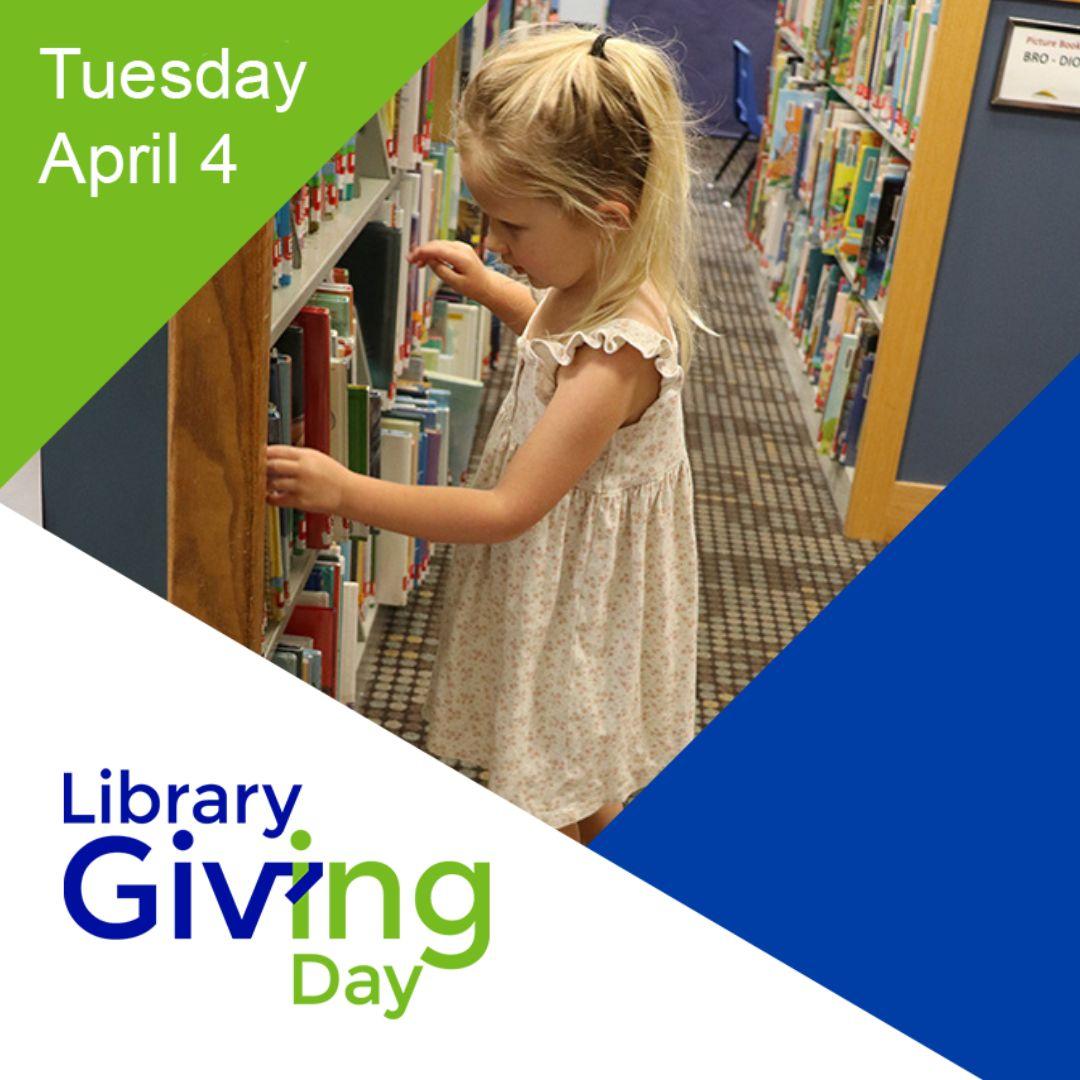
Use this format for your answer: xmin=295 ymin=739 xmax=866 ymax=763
xmin=590 ymin=32 xmax=613 ymax=59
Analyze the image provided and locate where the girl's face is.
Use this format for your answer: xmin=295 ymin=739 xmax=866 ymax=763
xmin=461 ymin=160 xmax=601 ymax=291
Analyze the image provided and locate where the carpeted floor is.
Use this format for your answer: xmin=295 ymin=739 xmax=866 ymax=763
xmin=354 ymin=136 xmax=879 ymax=792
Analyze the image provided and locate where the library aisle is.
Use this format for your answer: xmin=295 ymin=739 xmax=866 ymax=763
xmin=355 ymin=137 xmax=879 ymax=790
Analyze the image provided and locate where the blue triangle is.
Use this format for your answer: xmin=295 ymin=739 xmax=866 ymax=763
xmin=593 ymin=354 xmax=1080 ymax=1078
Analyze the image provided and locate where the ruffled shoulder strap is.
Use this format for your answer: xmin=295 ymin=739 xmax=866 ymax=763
xmin=529 ymin=317 xmax=682 ymax=389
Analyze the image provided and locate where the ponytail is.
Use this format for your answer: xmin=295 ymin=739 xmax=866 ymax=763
xmin=456 ymin=24 xmax=713 ymax=368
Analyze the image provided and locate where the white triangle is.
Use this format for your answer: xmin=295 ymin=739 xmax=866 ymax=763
xmin=0 ymin=505 xmax=972 ymax=1077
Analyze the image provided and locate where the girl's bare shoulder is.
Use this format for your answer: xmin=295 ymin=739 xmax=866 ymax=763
xmin=617 ymin=281 xmax=674 ymax=340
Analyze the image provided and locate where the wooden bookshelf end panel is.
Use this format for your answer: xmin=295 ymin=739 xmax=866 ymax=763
xmin=168 ymin=222 xmax=274 ymax=650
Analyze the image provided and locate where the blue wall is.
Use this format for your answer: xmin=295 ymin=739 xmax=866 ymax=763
xmin=41 ymin=329 xmax=168 ymax=597
xmin=899 ymin=0 xmax=1080 ymax=484
xmin=608 ymin=0 xmax=776 ymax=137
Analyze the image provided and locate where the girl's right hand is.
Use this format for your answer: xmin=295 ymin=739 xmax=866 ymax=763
xmin=266 ymin=445 xmax=350 ymax=516
xmin=407 ymin=241 xmax=491 ymax=305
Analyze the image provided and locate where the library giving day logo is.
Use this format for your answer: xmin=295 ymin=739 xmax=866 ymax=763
xmin=61 ymin=769 xmax=491 ymax=1017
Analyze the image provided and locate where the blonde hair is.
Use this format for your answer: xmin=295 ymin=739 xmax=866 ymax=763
xmin=455 ymin=23 xmax=707 ymax=368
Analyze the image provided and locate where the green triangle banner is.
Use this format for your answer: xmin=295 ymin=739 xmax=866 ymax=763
xmin=2 ymin=1 xmax=482 ymax=485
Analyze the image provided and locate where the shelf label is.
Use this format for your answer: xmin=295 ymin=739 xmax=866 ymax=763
xmin=992 ymin=16 xmax=1080 ymax=114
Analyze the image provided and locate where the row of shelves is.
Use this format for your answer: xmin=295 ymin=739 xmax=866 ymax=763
xmin=762 ymin=0 xmax=968 ymax=543
xmin=747 ymin=13 xmax=918 ymax=524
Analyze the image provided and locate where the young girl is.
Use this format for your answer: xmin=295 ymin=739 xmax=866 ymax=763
xmin=267 ymin=24 xmax=701 ymax=844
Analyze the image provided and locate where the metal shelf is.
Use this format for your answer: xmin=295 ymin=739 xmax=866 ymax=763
xmin=261 ymin=548 xmax=320 ymax=657
xmin=835 ymin=252 xmax=886 ymax=329
xmin=829 ymin=82 xmax=913 ymax=163
xmin=270 ymin=171 xmax=401 ymax=341
xmin=778 ymin=25 xmax=806 ymax=59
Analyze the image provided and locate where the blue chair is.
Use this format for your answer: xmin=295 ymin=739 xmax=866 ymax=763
xmin=712 ymin=40 xmax=765 ymax=199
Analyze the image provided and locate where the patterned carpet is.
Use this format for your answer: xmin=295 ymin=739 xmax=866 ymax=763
xmin=354 ymin=137 xmax=879 ymax=795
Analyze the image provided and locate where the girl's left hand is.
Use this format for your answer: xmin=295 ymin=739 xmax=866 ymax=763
xmin=266 ymin=445 xmax=350 ymax=515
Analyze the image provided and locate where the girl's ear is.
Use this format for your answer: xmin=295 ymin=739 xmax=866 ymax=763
xmin=596 ymin=199 xmax=632 ymax=229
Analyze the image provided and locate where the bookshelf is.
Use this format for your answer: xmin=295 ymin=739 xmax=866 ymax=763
xmin=166 ymin=5 xmax=516 ymax=699
xmin=748 ymin=1 xmax=946 ymax=540
xmin=168 ymin=130 xmax=442 ymax=664
xmin=168 ymin=115 xmax=402 ymax=659
xmin=755 ymin=0 xmax=1080 ymax=543
xmin=845 ymin=0 xmax=1080 ymax=539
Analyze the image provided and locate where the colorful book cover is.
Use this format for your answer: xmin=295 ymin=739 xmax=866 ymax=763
xmin=787 ymin=230 xmax=815 ymax=327
xmin=878 ymin=0 xmax=910 ymax=121
xmin=912 ymin=2 xmax=943 ymax=143
xmin=810 ymin=105 xmax=860 ymax=230
xmin=857 ymin=160 xmax=906 ymax=277
xmin=864 ymin=171 xmax=907 ymax=299
xmin=816 ymin=286 xmax=857 ymax=401
xmin=877 ymin=186 xmax=908 ymax=300
xmin=838 ymin=351 xmax=877 ymax=465
xmin=766 ymin=87 xmax=823 ymax=189
xmin=849 ymin=0 xmax=876 ymax=101
xmin=798 ymin=244 xmax=830 ymax=335
xmin=818 ymin=0 xmax=848 ymax=57
xmin=902 ymin=1 xmax=934 ymax=139
xmin=841 ymin=139 xmax=883 ymax=256
xmin=825 ymin=123 xmax=870 ymax=250
xmin=806 ymin=263 xmax=842 ymax=373
xmin=832 ymin=0 xmax=864 ymax=82
xmin=819 ymin=330 xmax=862 ymax=453
xmin=777 ymin=214 xmax=810 ymax=315
xmin=891 ymin=8 xmax=912 ymax=137
xmin=797 ymin=102 xmax=826 ymax=207
xmin=866 ymin=0 xmax=890 ymax=116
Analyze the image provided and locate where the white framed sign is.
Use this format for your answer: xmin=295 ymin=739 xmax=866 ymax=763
xmin=992 ymin=17 xmax=1080 ymax=114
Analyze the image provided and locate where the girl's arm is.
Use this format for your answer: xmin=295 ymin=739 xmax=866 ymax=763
xmin=407 ymin=240 xmax=536 ymax=335
xmin=266 ymin=342 xmax=655 ymax=544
